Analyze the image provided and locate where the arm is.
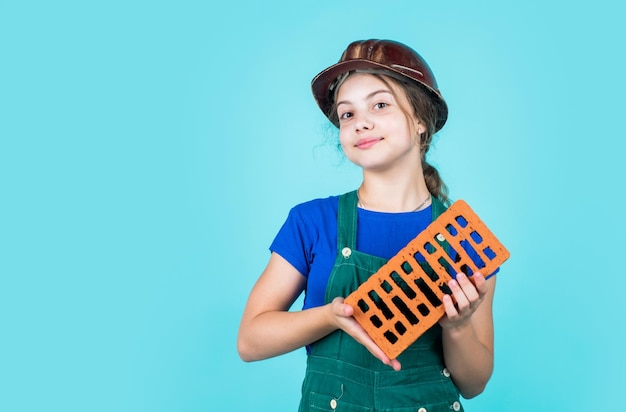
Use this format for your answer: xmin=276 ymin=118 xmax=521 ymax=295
xmin=440 ymin=272 xmax=496 ymax=399
xmin=237 ymin=252 xmax=401 ymax=370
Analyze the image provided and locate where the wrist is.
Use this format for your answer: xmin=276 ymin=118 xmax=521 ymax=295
xmin=324 ymin=300 xmax=339 ymax=329
xmin=442 ymin=320 xmax=475 ymax=340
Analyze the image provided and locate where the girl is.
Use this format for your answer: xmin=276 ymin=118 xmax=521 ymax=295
xmin=238 ymin=39 xmax=496 ymax=412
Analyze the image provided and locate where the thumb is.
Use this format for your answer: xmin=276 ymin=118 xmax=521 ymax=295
xmin=331 ymin=297 xmax=354 ymax=317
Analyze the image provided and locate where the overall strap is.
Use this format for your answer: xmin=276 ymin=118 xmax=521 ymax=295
xmin=431 ymin=196 xmax=447 ymax=219
xmin=337 ymin=190 xmax=358 ymax=250
xmin=431 ymin=196 xmax=452 ymax=258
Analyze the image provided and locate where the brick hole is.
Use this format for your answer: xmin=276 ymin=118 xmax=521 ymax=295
xmin=470 ymin=230 xmax=483 ymax=244
xmin=381 ymin=280 xmax=393 ymax=294
xmin=414 ymin=251 xmax=425 ymax=263
xmin=401 ymin=261 xmax=413 ymax=275
xmin=424 ymin=242 xmax=437 ymax=254
xmin=395 ymin=321 xmax=407 ymax=335
xmin=390 ymin=271 xmax=417 ymax=299
xmin=425 ymin=269 xmax=439 ymax=283
xmin=439 ymin=282 xmax=452 ymax=295
xmin=438 ymin=239 xmax=457 ymax=263
xmin=417 ymin=303 xmax=430 ymax=316
xmin=445 ymin=223 xmax=458 ymax=236
xmin=391 ymin=296 xmax=419 ymax=325
xmin=483 ymin=246 xmax=496 ymax=260
xmin=370 ymin=315 xmax=383 ymax=328
xmin=460 ymin=264 xmax=474 ymax=277
xmin=414 ymin=252 xmax=439 ymax=282
xmin=357 ymin=299 xmax=370 ymax=313
xmin=414 ymin=278 xmax=443 ymax=307
xmin=449 ymin=247 xmax=462 ymax=263
xmin=455 ymin=215 xmax=468 ymax=228
xmin=368 ymin=290 xmax=394 ymax=320
xmin=460 ymin=240 xmax=486 ymax=269
xmin=384 ymin=330 xmax=399 ymax=344
xmin=438 ymin=256 xmax=455 ymax=276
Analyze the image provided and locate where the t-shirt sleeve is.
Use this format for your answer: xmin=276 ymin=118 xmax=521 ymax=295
xmin=269 ymin=206 xmax=312 ymax=278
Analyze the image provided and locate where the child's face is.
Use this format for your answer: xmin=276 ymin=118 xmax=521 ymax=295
xmin=335 ymin=73 xmax=424 ymax=172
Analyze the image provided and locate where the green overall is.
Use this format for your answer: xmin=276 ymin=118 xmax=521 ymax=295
xmin=299 ymin=190 xmax=463 ymax=412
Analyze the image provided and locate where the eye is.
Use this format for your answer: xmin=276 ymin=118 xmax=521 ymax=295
xmin=339 ymin=111 xmax=353 ymax=120
xmin=374 ymin=102 xmax=389 ymax=110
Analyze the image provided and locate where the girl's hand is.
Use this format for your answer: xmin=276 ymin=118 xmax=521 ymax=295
xmin=328 ymin=297 xmax=402 ymax=371
xmin=439 ymin=272 xmax=488 ymax=331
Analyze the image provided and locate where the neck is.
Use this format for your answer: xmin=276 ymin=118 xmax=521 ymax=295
xmin=357 ymin=174 xmax=431 ymax=213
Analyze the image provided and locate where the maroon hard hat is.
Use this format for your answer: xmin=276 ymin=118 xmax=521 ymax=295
xmin=311 ymin=39 xmax=448 ymax=131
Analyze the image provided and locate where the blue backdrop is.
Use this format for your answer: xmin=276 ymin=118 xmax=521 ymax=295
xmin=1 ymin=0 xmax=624 ymax=410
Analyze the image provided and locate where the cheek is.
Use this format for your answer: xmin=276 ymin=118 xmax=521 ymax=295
xmin=338 ymin=130 xmax=350 ymax=149
xmin=338 ymin=131 xmax=358 ymax=159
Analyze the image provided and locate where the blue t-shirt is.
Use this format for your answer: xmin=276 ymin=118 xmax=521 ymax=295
xmin=270 ymin=195 xmax=434 ymax=310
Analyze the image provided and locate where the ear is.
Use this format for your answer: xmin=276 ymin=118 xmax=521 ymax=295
xmin=414 ymin=120 xmax=425 ymax=136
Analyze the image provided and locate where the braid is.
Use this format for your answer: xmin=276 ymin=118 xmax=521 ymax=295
xmin=404 ymin=80 xmax=450 ymax=206
xmin=423 ymin=159 xmax=449 ymax=205
xmin=418 ymin=123 xmax=449 ymax=205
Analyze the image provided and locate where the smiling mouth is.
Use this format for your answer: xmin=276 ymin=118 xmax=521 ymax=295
xmin=356 ymin=137 xmax=383 ymax=149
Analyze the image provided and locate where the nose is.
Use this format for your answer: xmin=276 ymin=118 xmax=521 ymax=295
xmin=354 ymin=113 xmax=373 ymax=132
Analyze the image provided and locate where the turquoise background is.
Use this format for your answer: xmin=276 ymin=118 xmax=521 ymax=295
xmin=1 ymin=0 xmax=624 ymax=410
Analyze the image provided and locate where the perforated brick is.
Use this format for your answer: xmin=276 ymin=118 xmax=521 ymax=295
xmin=344 ymin=200 xmax=510 ymax=359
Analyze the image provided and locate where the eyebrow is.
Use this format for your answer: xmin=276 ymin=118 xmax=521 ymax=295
xmin=336 ymin=89 xmax=393 ymax=107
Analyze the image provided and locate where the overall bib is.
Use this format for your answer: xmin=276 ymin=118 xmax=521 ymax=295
xmin=299 ymin=191 xmax=463 ymax=412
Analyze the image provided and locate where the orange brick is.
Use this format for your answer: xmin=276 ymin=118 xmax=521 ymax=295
xmin=344 ymin=200 xmax=510 ymax=359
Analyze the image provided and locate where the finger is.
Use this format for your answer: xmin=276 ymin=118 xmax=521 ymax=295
xmin=388 ymin=359 xmax=402 ymax=371
xmin=471 ymin=272 xmax=488 ymax=296
xmin=331 ymin=297 xmax=354 ymax=317
xmin=340 ymin=302 xmax=354 ymax=317
xmin=448 ymin=277 xmax=470 ymax=311
xmin=345 ymin=319 xmax=402 ymax=370
xmin=331 ymin=298 xmax=401 ymax=370
xmin=442 ymin=293 xmax=459 ymax=318
xmin=456 ymin=273 xmax=480 ymax=303
xmin=362 ymin=339 xmax=402 ymax=371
